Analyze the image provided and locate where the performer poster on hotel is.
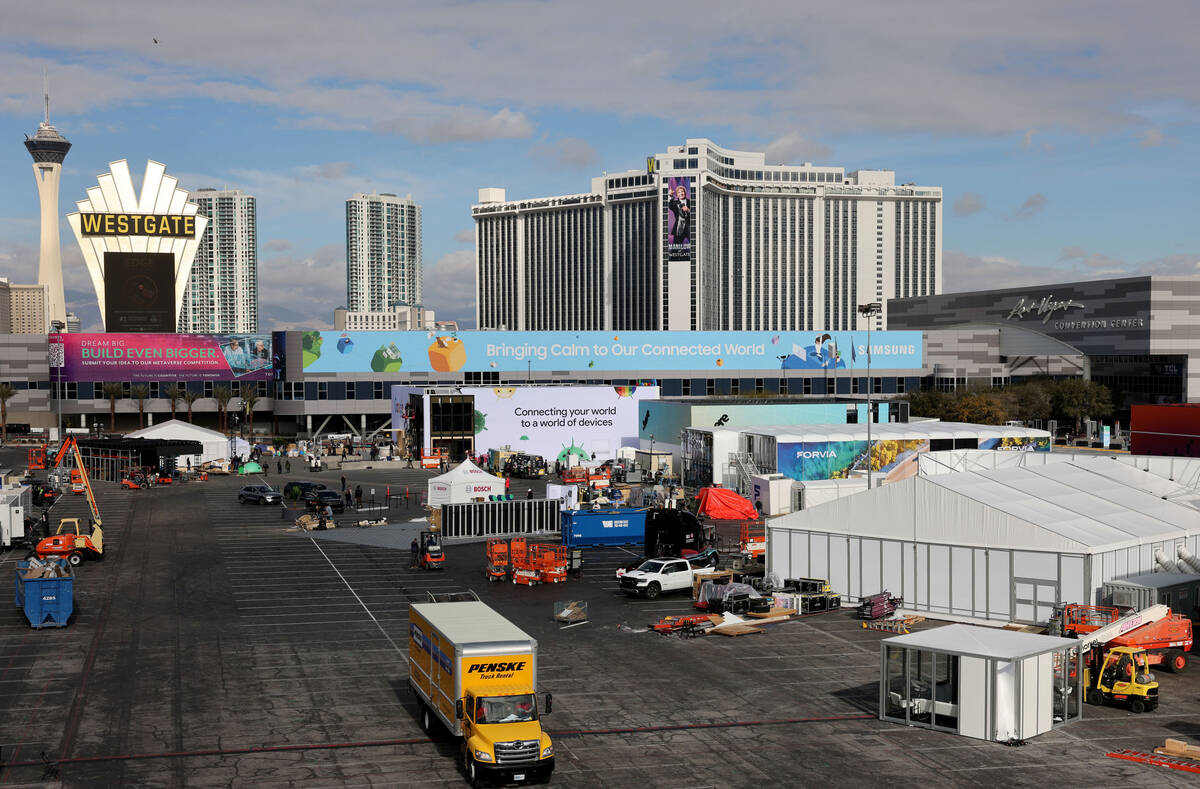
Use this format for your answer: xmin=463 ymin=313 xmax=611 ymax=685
xmin=666 ymin=176 xmax=691 ymax=261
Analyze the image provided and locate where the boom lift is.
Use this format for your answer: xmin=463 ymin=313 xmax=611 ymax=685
xmin=31 ymin=438 xmax=104 ymax=566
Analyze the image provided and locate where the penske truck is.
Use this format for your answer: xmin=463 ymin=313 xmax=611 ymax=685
xmin=408 ymin=601 xmax=555 ymax=786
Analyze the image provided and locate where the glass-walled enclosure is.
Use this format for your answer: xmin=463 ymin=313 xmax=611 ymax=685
xmin=880 ymin=626 xmax=1081 ymax=742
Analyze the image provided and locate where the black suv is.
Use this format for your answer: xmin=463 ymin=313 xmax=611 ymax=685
xmin=303 ymin=489 xmax=345 ymax=513
xmin=239 ymin=485 xmax=282 ymax=505
xmin=283 ymin=480 xmax=326 ymax=499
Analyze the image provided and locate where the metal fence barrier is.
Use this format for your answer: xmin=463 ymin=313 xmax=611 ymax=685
xmin=439 ymin=499 xmax=562 ymax=539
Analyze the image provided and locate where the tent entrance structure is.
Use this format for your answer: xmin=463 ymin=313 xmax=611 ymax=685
xmin=427 ymin=460 xmax=506 ymax=507
xmin=75 ymin=437 xmax=204 ymax=482
xmin=880 ymin=625 xmax=1081 ymax=742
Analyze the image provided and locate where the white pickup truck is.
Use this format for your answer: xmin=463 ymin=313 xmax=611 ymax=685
xmin=618 ymin=558 xmax=696 ymax=600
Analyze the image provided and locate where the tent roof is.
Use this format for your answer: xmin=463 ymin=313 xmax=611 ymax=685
xmin=127 ymin=419 xmax=229 ymax=442
xmin=771 ymin=454 xmax=1200 ymax=554
xmin=429 ymin=459 xmax=504 ymax=485
xmin=705 ymin=422 xmax=1050 ymax=442
xmin=883 ymin=624 xmax=1076 ymax=659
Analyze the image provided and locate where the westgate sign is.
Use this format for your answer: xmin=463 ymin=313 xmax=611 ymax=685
xmin=1005 ymin=294 xmax=1085 ymax=324
xmin=79 ymin=212 xmax=197 ymax=237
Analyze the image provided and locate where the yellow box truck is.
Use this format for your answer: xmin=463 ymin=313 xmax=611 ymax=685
xmin=408 ymin=601 xmax=555 ymax=786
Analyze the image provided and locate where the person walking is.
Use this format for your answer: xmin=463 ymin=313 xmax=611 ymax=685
xmin=277 ymin=460 xmax=282 ymax=475
xmin=344 ymin=488 xmax=353 ymax=508
xmin=286 ymin=459 xmax=292 ymax=474
xmin=526 ymin=487 xmax=534 ymax=500
xmin=340 ymin=474 xmax=347 ymax=492
xmin=410 ymin=538 xmax=420 ymax=568
xmin=355 ymin=485 xmax=363 ymax=509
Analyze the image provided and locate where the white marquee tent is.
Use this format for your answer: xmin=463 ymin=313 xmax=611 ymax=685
xmin=125 ymin=419 xmax=239 ymax=465
xmin=768 ymin=452 xmax=1200 ymax=624
xmin=427 ymin=460 xmax=506 ymax=507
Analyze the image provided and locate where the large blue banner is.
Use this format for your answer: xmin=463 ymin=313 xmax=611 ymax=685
xmin=300 ymin=330 xmax=923 ymax=374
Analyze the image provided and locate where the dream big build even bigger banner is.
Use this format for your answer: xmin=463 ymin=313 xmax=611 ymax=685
xmin=667 ymin=176 xmax=691 ymax=261
xmin=51 ymin=333 xmax=273 ymax=382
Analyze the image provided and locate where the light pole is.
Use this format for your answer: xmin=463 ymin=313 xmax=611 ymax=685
xmin=857 ymin=302 xmax=882 ymax=490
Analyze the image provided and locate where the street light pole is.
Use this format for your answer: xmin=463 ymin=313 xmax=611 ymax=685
xmin=857 ymin=302 xmax=882 ymax=490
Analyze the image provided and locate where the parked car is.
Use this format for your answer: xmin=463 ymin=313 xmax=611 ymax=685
xmin=303 ymin=489 xmax=345 ymax=513
xmin=283 ymin=480 xmax=327 ymax=499
xmin=239 ymin=485 xmax=282 ymax=505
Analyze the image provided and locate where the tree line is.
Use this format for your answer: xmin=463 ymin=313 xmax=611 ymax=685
xmin=903 ymin=378 xmax=1114 ymax=428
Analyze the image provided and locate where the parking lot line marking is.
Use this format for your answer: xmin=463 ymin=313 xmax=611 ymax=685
xmin=309 ymin=537 xmax=407 ymax=658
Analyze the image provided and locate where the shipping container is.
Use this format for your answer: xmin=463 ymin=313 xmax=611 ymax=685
xmin=1104 ymin=573 xmax=1200 ymax=620
xmin=560 ymin=508 xmax=647 ymax=547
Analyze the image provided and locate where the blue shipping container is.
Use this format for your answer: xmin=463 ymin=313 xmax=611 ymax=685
xmin=561 ymin=508 xmax=647 ymax=548
xmin=14 ymin=560 xmax=74 ymax=629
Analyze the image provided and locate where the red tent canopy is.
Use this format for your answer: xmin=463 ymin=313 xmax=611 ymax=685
xmin=695 ymin=487 xmax=758 ymax=520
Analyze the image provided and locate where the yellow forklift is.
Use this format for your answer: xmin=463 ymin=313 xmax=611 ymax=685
xmin=1084 ymin=645 xmax=1159 ymax=713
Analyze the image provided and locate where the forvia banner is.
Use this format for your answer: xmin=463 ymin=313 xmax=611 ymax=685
xmin=50 ymin=333 xmax=273 ymax=381
xmin=301 ymin=330 xmax=924 ymax=373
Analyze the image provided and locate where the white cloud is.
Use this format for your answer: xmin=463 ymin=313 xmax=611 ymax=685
xmin=453 ymin=229 xmax=474 ymax=244
xmin=422 ymin=250 xmax=475 ymax=324
xmin=952 ymin=192 xmax=985 ymax=216
xmin=763 ymin=134 xmax=831 ymax=165
xmin=944 ymin=247 xmax=1200 ymax=293
xmin=256 ymin=244 xmax=345 ymax=330
xmin=527 ymin=137 xmax=599 ymax=170
xmin=2 ymin=4 xmax=1198 ymax=139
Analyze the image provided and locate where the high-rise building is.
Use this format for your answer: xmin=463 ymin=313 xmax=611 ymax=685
xmin=333 ymin=303 xmax=435 ymax=331
xmin=474 ymin=138 xmax=942 ymax=332
xmin=65 ymin=312 xmax=81 ymax=333
xmin=180 ymin=188 xmax=258 ymax=332
xmin=24 ymin=84 xmax=70 ymax=333
xmin=346 ymin=193 xmax=422 ymax=313
xmin=5 ymin=281 xmax=49 ymax=334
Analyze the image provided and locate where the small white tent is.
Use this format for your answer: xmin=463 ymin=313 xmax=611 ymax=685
xmin=427 ymin=460 xmax=506 ymax=506
xmin=125 ymin=419 xmax=233 ymax=465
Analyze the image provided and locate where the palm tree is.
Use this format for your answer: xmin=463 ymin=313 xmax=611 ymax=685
xmin=131 ymin=384 xmax=149 ymax=428
xmin=182 ymin=390 xmax=199 ymax=423
xmin=102 ymin=383 xmax=124 ymax=432
xmin=239 ymin=383 xmax=260 ymax=435
xmin=0 ymin=382 xmax=15 ymax=444
xmin=165 ymin=384 xmax=183 ymax=421
xmin=213 ymin=385 xmax=232 ymax=433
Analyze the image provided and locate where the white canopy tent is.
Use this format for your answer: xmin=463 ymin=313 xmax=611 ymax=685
xmin=427 ymin=460 xmax=506 ymax=507
xmin=769 ymin=453 xmax=1200 ymax=624
xmin=125 ymin=419 xmax=235 ymax=465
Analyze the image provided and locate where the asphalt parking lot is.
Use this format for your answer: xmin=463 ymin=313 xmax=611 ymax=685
xmin=2 ymin=453 xmax=1200 ymax=788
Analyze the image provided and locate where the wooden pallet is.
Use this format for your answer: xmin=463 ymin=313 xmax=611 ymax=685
xmin=745 ymin=608 xmax=798 ymax=619
xmin=862 ymin=615 xmax=925 ymax=635
xmin=1107 ymin=749 xmax=1200 ymax=774
xmin=1155 ymin=738 xmax=1200 ymax=762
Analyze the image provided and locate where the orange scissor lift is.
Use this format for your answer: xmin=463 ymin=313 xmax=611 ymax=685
xmin=510 ymin=537 xmax=541 ymax=586
xmin=485 ymin=538 xmax=510 ymax=582
xmin=534 ymin=545 xmax=569 ymax=584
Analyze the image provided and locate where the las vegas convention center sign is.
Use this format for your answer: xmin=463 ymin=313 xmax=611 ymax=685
xmin=301 ymin=330 xmax=923 ymax=374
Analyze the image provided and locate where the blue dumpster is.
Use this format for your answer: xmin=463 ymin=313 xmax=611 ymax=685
xmin=14 ymin=560 xmax=73 ymax=629
xmin=561 ymin=508 xmax=647 ymax=548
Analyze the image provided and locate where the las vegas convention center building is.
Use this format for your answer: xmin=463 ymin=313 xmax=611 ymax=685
xmin=4 ymin=277 xmax=1198 ymax=461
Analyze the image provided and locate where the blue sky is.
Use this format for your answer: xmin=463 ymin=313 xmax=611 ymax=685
xmin=1 ymin=1 xmax=1198 ymax=330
